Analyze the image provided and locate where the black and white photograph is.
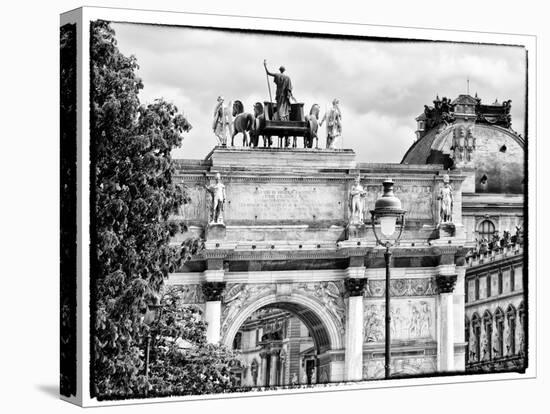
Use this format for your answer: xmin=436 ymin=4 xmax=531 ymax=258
xmin=55 ymin=6 xmax=537 ymax=406
xmin=4 ymin=2 xmax=546 ymax=413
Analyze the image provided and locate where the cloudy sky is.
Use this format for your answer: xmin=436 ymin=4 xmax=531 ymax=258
xmin=112 ymin=22 xmax=526 ymax=163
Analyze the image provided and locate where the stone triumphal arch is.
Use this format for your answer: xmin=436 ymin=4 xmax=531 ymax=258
xmin=167 ymin=147 xmax=468 ymax=385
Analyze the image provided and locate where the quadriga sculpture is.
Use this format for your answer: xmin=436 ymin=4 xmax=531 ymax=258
xmin=231 ymin=100 xmax=254 ymax=147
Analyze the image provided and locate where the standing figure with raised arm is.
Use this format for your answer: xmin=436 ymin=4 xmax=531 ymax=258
xmin=263 ymin=59 xmax=296 ymax=121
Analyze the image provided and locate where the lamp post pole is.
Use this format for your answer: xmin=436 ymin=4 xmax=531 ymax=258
xmin=144 ymin=333 xmax=151 ymax=397
xmin=370 ymin=179 xmax=406 ymax=380
xmin=384 ymin=244 xmax=391 ymax=379
xmin=142 ymin=302 xmax=162 ymax=397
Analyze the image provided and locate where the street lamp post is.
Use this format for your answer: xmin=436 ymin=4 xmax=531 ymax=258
xmin=142 ymin=302 xmax=163 ymax=397
xmin=370 ymin=179 xmax=406 ymax=380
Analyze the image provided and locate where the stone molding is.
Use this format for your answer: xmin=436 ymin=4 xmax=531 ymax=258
xmin=435 ymin=274 xmax=458 ymax=293
xmin=201 ymin=281 xmax=227 ymax=301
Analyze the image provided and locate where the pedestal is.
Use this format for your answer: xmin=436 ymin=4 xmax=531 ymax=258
xmin=346 ymin=223 xmax=368 ymax=240
xmin=206 ymin=223 xmax=226 ymax=240
xmin=437 ymin=222 xmax=456 ymax=238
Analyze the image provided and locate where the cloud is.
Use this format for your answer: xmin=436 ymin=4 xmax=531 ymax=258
xmin=112 ymin=22 xmax=527 ymax=162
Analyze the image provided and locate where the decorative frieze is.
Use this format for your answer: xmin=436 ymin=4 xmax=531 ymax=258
xmin=364 ymin=277 xmax=437 ymax=297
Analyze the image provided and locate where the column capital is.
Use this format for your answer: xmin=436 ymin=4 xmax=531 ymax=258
xmin=345 ymin=277 xmax=368 ymax=297
xmin=201 ymin=281 xmax=226 ymax=301
xmin=436 ymin=274 xmax=458 ymax=294
xmin=270 ymin=348 xmax=282 ymax=357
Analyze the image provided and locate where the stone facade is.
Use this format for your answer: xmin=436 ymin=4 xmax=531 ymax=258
xmin=167 ymin=147 xmax=468 ymax=385
xmin=401 ymin=92 xmax=527 ymax=375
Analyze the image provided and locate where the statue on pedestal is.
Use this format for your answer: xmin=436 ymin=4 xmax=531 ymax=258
xmin=438 ymin=174 xmax=454 ymax=223
xmin=205 ymin=173 xmax=226 ymax=225
xmin=212 ymin=96 xmax=232 ymax=146
xmin=320 ymin=99 xmax=342 ymax=149
xmin=263 ymin=60 xmax=296 ymax=121
xmin=349 ymin=175 xmax=367 ymax=224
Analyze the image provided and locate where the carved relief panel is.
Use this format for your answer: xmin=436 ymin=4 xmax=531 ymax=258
xmin=364 ymin=298 xmax=436 ymax=343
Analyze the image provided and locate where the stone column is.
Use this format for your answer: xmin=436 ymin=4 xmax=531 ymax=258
xmin=269 ymin=348 xmax=281 ymax=386
xmin=259 ymin=351 xmax=268 ymax=387
xmin=201 ymin=281 xmax=226 ymax=344
xmin=344 ymin=278 xmax=367 ymax=381
xmin=436 ymin=274 xmax=458 ymax=371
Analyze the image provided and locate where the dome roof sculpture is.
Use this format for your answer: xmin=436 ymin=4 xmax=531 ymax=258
xmin=402 ymin=93 xmax=524 ymax=194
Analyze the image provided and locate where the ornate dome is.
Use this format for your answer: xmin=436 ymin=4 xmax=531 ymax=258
xmin=402 ymin=94 xmax=524 ymax=194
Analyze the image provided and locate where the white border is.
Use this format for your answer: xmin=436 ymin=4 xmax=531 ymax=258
xmin=62 ymin=6 xmax=537 ymax=407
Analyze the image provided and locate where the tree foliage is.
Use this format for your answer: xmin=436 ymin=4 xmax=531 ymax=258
xmin=146 ymin=287 xmax=239 ymax=396
xmin=89 ymin=20 xmax=237 ymax=399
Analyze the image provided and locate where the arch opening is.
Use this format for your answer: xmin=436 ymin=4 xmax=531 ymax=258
xmin=223 ymin=295 xmax=342 ymax=388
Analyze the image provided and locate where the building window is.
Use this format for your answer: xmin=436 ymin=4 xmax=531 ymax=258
xmin=233 ymin=332 xmax=242 ymax=350
xmin=475 ymin=277 xmax=480 ymax=301
xmin=465 ymin=317 xmax=470 ymax=363
xmin=478 ymin=220 xmax=496 ymax=241
xmin=472 ymin=313 xmax=481 ymax=362
xmin=498 ymin=270 xmax=503 ymax=295
xmin=510 ymin=267 xmax=515 ymax=292
xmin=483 ymin=311 xmax=493 ymax=360
xmin=518 ymin=302 xmax=525 ymax=355
xmin=486 ymin=274 xmax=491 ymax=297
xmin=506 ymin=305 xmax=517 ymax=355
xmin=495 ymin=308 xmax=505 ymax=358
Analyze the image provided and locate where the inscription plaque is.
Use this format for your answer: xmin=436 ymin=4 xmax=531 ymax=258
xmin=226 ymin=183 xmax=346 ymax=221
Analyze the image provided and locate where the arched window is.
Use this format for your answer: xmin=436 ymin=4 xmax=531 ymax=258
xmin=471 ymin=313 xmax=481 ymax=362
xmin=465 ymin=317 xmax=471 ymax=363
xmin=506 ymin=304 xmax=517 ymax=355
xmin=495 ymin=308 xmax=505 ymax=358
xmin=250 ymin=359 xmax=259 ymax=386
xmin=233 ymin=331 xmax=242 ymax=350
xmin=483 ymin=310 xmax=493 ymax=360
xmin=518 ymin=302 xmax=525 ymax=355
xmin=478 ymin=220 xmax=496 ymax=241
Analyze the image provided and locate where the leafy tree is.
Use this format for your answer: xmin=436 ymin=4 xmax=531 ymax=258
xmin=146 ymin=287 xmax=240 ymax=396
xmin=88 ymin=20 xmax=238 ymax=399
xmin=60 ymin=22 xmax=77 ymax=398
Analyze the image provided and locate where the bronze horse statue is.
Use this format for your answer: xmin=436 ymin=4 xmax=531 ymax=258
xmin=250 ymin=102 xmax=273 ymax=148
xmin=231 ymin=100 xmax=254 ymax=147
xmin=304 ymin=103 xmax=320 ymax=148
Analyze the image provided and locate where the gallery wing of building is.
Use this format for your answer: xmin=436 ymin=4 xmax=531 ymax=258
xmin=166 ymin=93 xmax=526 ymax=387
